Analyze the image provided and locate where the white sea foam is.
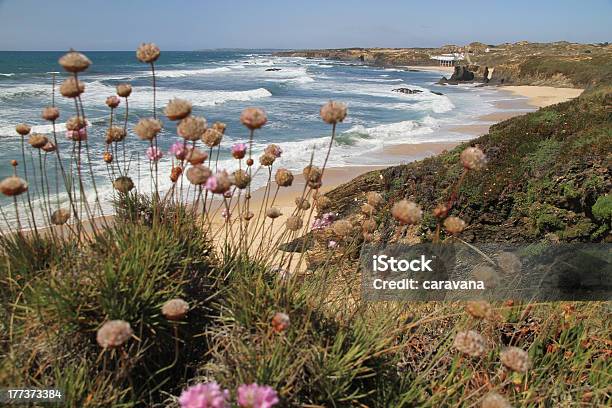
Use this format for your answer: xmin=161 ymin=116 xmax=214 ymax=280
xmin=152 ymin=66 xmax=232 ymax=78
xmin=78 ymin=80 xmax=272 ymax=108
xmin=0 ymin=73 xmax=15 ymax=77
xmin=343 ymin=119 xmax=435 ymax=145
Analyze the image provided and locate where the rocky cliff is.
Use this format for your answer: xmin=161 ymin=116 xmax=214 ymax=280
xmin=275 ymin=41 xmax=612 ymax=88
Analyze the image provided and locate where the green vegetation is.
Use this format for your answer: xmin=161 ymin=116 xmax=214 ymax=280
xmin=0 ymin=48 xmax=610 ymax=407
xmin=326 ymin=86 xmax=611 ymax=244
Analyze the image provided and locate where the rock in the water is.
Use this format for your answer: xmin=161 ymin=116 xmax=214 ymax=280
xmin=449 ymin=66 xmax=475 ymax=81
xmin=431 ymin=91 xmax=444 ymax=95
xmin=265 ymin=68 xmax=282 ymax=71
xmin=392 ymin=88 xmax=423 ymax=94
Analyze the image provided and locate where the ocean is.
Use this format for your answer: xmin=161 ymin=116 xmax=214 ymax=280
xmin=0 ymin=50 xmax=524 ymax=225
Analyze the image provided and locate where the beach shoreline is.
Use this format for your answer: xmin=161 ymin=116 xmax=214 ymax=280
xmin=11 ymin=70 xmax=584 ymax=242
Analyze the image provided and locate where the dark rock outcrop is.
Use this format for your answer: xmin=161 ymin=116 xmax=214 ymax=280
xmin=450 ymin=66 xmax=475 ymax=81
xmin=392 ymin=88 xmax=423 ymax=94
xmin=265 ymin=68 xmax=282 ymax=72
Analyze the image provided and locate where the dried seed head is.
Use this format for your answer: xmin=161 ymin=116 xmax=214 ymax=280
xmin=259 ymin=153 xmax=276 ymax=167
xmin=0 ymin=176 xmax=28 ymax=196
xmin=201 ymin=128 xmax=222 ymax=147
xmin=500 ymin=347 xmax=531 ymax=372
xmin=42 ymin=106 xmax=60 ymax=121
xmin=161 ymin=298 xmax=189 ymax=321
xmin=332 ymin=220 xmax=353 ymax=237
xmin=264 ymin=144 xmax=282 ymax=158
xmin=286 ymin=215 xmax=303 ymax=231
xmin=212 ymin=121 xmax=226 ymax=134
xmin=240 ymin=107 xmax=267 ymax=130
xmin=472 ymin=264 xmax=500 ymax=288
xmin=185 ymin=148 xmax=208 ymax=165
xmin=136 ymin=43 xmax=160 ymax=63
xmin=134 ymin=118 xmax=162 ymax=141
xmin=243 ymin=211 xmax=254 ymax=221
xmin=460 ymin=147 xmax=487 ymax=170
xmin=230 ymin=170 xmax=249 ymax=190
xmin=59 ymin=77 xmax=85 ymax=98
xmin=391 ymin=200 xmax=422 ymax=225
xmin=112 ymin=176 xmax=134 ymax=194
xmin=58 ymin=50 xmax=91 ymax=73
xmin=443 ymin=216 xmax=466 ymax=234
xmin=433 ymin=203 xmax=449 ymax=219
xmin=65 ymin=116 xmax=86 ymax=131
xmin=96 ymin=320 xmax=133 ymax=349
xmin=465 ymin=300 xmax=493 ymax=319
xmin=316 ymin=195 xmax=332 ymax=211
xmin=103 ymin=151 xmax=113 ymax=163
xmin=303 ymin=165 xmax=322 ymax=189
xmin=15 ymin=123 xmax=31 ymax=136
xmin=205 ymin=171 xmax=231 ymax=194
xmin=42 ymin=142 xmax=57 ymax=153
xmin=452 ymin=330 xmax=486 ymax=357
xmin=178 ymin=116 xmax=207 ymax=141
xmin=28 ymin=134 xmax=48 ymax=149
xmin=266 ymin=207 xmax=282 ymax=219
xmin=274 ymin=168 xmax=294 ymax=187
xmin=481 ymin=392 xmax=511 ymax=408
xmin=295 ymin=197 xmax=310 ymax=210
xmin=116 ymin=83 xmax=132 ymax=98
xmin=320 ymin=100 xmax=348 ymax=124
xmin=165 ymin=98 xmax=192 ymax=121
xmin=361 ymin=203 xmax=375 ymax=216
xmin=105 ymin=95 xmax=121 ymax=109
xmin=366 ymin=191 xmax=383 ymax=208
xmin=271 ymin=312 xmax=290 ymax=333
xmin=246 ymin=158 xmax=254 ymax=166
xmin=170 ymin=166 xmax=182 ymax=182
xmin=105 ymin=127 xmax=126 ymax=143
xmin=496 ymin=252 xmax=522 ymax=274
xmin=186 ymin=165 xmax=212 ymax=185
xmin=362 ymin=219 xmax=377 ymax=233
xmin=51 ymin=208 xmax=70 ymax=225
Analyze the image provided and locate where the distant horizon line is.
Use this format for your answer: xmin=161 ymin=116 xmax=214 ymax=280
xmin=0 ymin=39 xmax=609 ymax=53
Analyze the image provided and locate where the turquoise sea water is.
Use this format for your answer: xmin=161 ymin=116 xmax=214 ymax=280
xmin=0 ymin=50 xmax=525 ymax=224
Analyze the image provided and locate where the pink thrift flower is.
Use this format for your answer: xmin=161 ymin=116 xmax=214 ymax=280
xmin=312 ymin=212 xmax=336 ymax=231
xmin=146 ymin=146 xmax=163 ymax=162
xmin=179 ymin=382 xmax=229 ymax=408
xmin=66 ymin=127 xmax=88 ymax=141
xmin=170 ymin=141 xmax=187 ymax=160
xmin=328 ymin=240 xmax=338 ymax=248
xmin=106 ymin=95 xmax=121 ymax=108
xmin=221 ymin=208 xmax=230 ymax=220
xmin=231 ymin=143 xmax=248 ymax=159
xmin=269 ymin=145 xmax=282 ymax=158
xmin=237 ymin=384 xmax=279 ymax=408
xmin=205 ymin=175 xmax=218 ymax=192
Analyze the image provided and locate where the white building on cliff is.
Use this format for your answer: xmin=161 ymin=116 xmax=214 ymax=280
xmin=429 ymin=53 xmax=465 ymax=66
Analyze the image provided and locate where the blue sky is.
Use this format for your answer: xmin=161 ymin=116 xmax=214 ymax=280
xmin=0 ymin=0 xmax=610 ymax=50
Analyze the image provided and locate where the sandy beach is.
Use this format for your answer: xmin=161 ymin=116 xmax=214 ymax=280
xmin=500 ymin=85 xmax=583 ymax=107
